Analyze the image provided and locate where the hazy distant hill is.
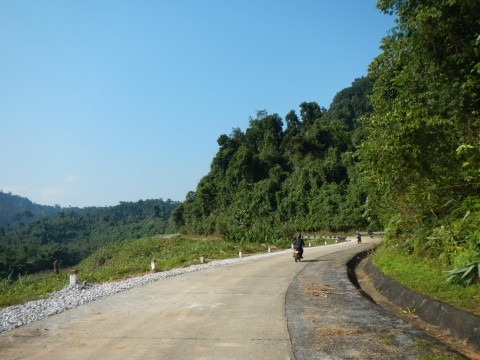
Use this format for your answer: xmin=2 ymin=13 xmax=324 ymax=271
xmin=0 ymin=191 xmax=64 ymax=226
xmin=0 ymin=192 xmax=180 ymax=278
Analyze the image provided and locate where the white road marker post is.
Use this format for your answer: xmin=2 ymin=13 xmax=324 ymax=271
xmin=69 ymin=269 xmax=79 ymax=286
xmin=151 ymin=259 xmax=157 ymax=273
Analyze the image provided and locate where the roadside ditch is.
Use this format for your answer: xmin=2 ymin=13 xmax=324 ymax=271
xmin=349 ymin=249 xmax=480 ymax=359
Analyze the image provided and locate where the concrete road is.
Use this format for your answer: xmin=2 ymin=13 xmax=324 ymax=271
xmin=286 ymin=240 xmax=467 ymax=359
xmin=0 ymin=241 xmax=361 ymax=360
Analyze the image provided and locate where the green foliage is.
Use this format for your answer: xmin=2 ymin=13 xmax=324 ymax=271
xmin=0 ymin=272 xmax=68 ymax=308
xmin=445 ymin=262 xmax=480 ymax=287
xmin=359 ymin=0 xmax=480 ymax=284
xmin=374 ymin=244 xmax=480 ymax=315
xmin=174 ymin=79 xmax=376 ymax=238
xmin=324 ymin=77 xmax=374 ymax=131
xmin=224 ymin=224 xmax=282 ymax=244
xmin=77 ymin=235 xmax=291 ymax=283
xmin=0 ymin=198 xmax=180 ymax=279
xmin=0 ymin=191 xmax=62 ymax=227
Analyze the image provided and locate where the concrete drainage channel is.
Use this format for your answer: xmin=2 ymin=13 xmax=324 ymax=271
xmin=354 ymin=251 xmax=480 ymax=353
xmin=346 ymin=249 xmax=376 ymax=304
xmin=285 ymin=245 xmax=476 ymax=359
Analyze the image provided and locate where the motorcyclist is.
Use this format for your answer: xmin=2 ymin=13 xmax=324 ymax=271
xmin=356 ymin=231 xmax=362 ymax=244
xmin=292 ymin=234 xmax=305 ymax=259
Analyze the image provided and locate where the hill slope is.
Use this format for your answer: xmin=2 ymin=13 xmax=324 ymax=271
xmin=0 ymin=194 xmax=179 ymax=278
xmin=173 ymin=77 xmax=375 ymax=237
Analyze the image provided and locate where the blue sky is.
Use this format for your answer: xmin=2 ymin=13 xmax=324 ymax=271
xmin=0 ymin=1 xmax=394 ymax=208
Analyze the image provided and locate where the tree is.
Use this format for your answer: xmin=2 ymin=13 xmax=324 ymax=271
xmin=299 ymin=102 xmax=326 ymax=126
xmin=326 ymin=77 xmax=374 ymax=130
xmin=359 ymin=0 xmax=480 ymax=264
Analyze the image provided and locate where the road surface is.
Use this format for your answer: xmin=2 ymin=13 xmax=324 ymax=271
xmin=0 ymin=238 xmax=466 ymax=359
xmin=0 ymin=241 xmax=361 ymax=360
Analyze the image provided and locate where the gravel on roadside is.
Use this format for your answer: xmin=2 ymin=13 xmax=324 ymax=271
xmin=0 ymin=249 xmax=293 ymax=333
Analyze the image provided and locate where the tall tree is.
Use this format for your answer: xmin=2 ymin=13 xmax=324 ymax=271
xmin=359 ymin=0 xmax=480 ymax=263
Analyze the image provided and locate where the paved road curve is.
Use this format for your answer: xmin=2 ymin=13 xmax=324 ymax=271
xmin=286 ymin=240 xmax=466 ymax=359
xmin=0 ymin=241 xmax=360 ymax=360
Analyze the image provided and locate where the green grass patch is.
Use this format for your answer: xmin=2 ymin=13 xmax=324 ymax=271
xmin=0 ymin=272 xmax=69 ymax=308
xmin=0 ymin=235 xmax=293 ymax=307
xmin=0 ymin=234 xmax=342 ymax=308
xmin=373 ymin=244 xmax=480 ymax=316
xmin=77 ymin=235 xmax=292 ymax=283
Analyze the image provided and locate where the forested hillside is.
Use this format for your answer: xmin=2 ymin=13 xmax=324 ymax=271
xmin=172 ymin=77 xmax=375 ymax=239
xmin=0 ymin=191 xmax=63 ymax=227
xmin=359 ymin=0 xmax=480 ymax=284
xmin=0 ymin=195 xmax=179 ymax=278
xmin=174 ymin=0 xmax=480 ymax=284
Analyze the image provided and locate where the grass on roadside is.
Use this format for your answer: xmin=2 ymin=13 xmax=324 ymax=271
xmin=0 ymin=272 xmax=69 ymax=308
xmin=76 ymin=235 xmax=293 ymax=283
xmin=373 ymin=244 xmax=480 ymax=316
xmin=0 ymin=234 xmax=342 ymax=308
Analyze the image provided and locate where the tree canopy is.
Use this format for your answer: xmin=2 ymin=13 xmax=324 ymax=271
xmin=0 ymin=195 xmax=179 ymax=278
xmin=174 ymin=0 xmax=480 ymax=283
xmin=359 ymin=0 xmax=480 ymax=274
xmin=173 ymin=77 xmax=375 ymax=239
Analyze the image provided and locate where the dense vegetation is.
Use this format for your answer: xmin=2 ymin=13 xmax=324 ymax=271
xmin=0 ymin=195 xmax=179 ymax=279
xmin=172 ymin=77 xmax=376 ymax=238
xmin=373 ymin=246 xmax=480 ymax=316
xmin=361 ymin=0 xmax=480 ymax=285
xmin=174 ymin=0 xmax=480 ymax=285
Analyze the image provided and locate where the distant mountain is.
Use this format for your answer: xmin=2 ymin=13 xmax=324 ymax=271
xmin=0 ymin=191 xmax=64 ymax=227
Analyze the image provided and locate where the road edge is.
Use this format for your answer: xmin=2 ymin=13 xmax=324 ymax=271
xmin=352 ymin=251 xmax=480 ymax=355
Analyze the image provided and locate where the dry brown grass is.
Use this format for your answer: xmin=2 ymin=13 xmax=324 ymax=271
xmin=302 ymin=283 xmax=356 ymax=298
xmin=302 ymin=284 xmax=335 ymax=297
xmin=314 ymin=325 xmax=366 ymax=337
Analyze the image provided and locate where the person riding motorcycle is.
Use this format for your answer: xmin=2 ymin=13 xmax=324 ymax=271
xmin=292 ymin=234 xmax=305 ymax=259
xmin=356 ymin=231 xmax=362 ymax=244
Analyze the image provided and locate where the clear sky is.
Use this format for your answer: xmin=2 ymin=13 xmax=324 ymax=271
xmin=0 ymin=0 xmax=394 ymax=208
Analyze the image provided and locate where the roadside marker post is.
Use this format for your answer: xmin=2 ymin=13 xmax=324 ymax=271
xmin=151 ymin=259 xmax=157 ymax=273
xmin=69 ymin=269 xmax=79 ymax=286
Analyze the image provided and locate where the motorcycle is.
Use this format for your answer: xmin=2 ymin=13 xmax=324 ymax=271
xmin=293 ymin=247 xmax=302 ymax=262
